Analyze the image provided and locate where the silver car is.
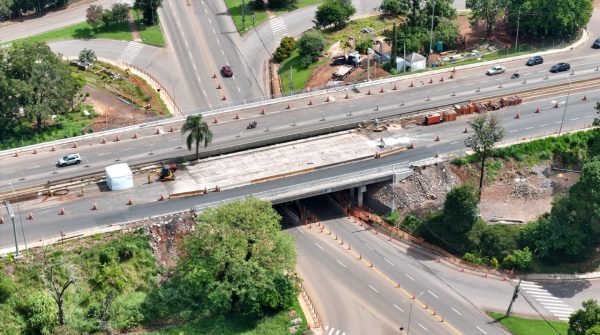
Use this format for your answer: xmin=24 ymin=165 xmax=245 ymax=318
xmin=487 ymin=65 xmax=506 ymax=75
xmin=57 ymin=153 xmax=81 ymax=167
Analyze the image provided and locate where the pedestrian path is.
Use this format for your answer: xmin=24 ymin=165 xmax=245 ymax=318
xmin=324 ymin=325 xmax=350 ymax=335
xmin=520 ymin=281 xmax=575 ymax=321
xmin=117 ymin=41 xmax=144 ymax=64
xmin=269 ymin=17 xmax=288 ymax=39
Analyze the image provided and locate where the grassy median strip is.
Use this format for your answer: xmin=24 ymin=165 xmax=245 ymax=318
xmin=24 ymin=21 xmax=133 ymax=43
xmin=132 ymin=9 xmax=165 ymax=47
xmin=488 ymin=312 xmax=568 ymax=335
xmin=224 ymin=0 xmax=321 ymax=34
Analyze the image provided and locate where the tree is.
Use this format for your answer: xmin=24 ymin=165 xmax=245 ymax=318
xmin=41 ymin=247 xmax=76 ymax=326
xmin=274 ymin=36 xmax=296 ymax=63
xmin=0 ymin=0 xmax=14 ymax=19
xmin=134 ymin=0 xmax=162 ymax=25
xmin=390 ymin=23 xmax=398 ymax=69
xmin=101 ymin=8 xmax=113 ymax=28
xmin=443 ymin=184 xmax=479 ymax=234
xmin=593 ymin=101 xmax=600 ymax=128
xmin=422 ymin=0 xmax=456 ymax=28
xmin=297 ymin=29 xmax=325 ymax=64
xmin=314 ymin=0 xmax=356 ymax=29
xmin=168 ymin=198 xmax=299 ymax=316
xmin=111 ymin=2 xmax=130 ymax=23
xmin=506 ymin=0 xmax=593 ymax=39
xmin=79 ymin=48 xmax=97 ymax=64
xmin=464 ymin=114 xmax=505 ymax=199
xmin=379 ymin=0 xmax=409 ymax=16
xmin=569 ymin=299 xmax=600 ymax=335
xmin=467 ymin=0 xmax=506 ymax=37
xmin=268 ymin=0 xmax=292 ymax=8
xmin=86 ymin=4 xmax=104 ymax=30
xmin=181 ymin=114 xmax=213 ymax=160
xmin=434 ymin=17 xmax=459 ymax=50
xmin=504 ymin=247 xmax=533 ymax=271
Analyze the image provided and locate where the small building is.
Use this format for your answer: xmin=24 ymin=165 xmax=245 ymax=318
xmin=405 ymin=52 xmax=426 ymax=71
xmin=105 ymin=163 xmax=133 ymax=191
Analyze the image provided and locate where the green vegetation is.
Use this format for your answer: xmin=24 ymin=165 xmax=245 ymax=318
xmin=278 ymin=50 xmax=324 ymax=95
xmin=134 ymin=0 xmax=163 ymax=25
xmin=23 ymin=21 xmax=132 ymax=44
xmin=132 ymin=9 xmax=165 ymax=47
xmin=314 ymin=0 xmax=356 ymax=29
xmin=181 ymin=114 xmax=213 ymax=160
xmin=569 ymin=299 xmax=600 ymax=335
xmin=488 ymin=312 xmax=568 ymax=335
xmin=223 ymin=0 xmax=321 ymax=34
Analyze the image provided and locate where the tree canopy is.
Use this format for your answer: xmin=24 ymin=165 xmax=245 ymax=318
xmin=134 ymin=0 xmax=162 ymax=25
xmin=506 ymin=0 xmax=593 ymax=38
xmin=443 ymin=184 xmax=479 ymax=234
xmin=569 ymin=299 xmax=600 ymax=335
xmin=314 ymin=0 xmax=356 ymax=29
xmin=165 ymin=198 xmax=299 ymax=317
xmin=467 ymin=0 xmax=507 ymax=37
xmin=298 ymin=29 xmax=326 ymax=65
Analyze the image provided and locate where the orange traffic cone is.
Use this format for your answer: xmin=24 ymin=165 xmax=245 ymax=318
xmin=115 ymin=135 xmax=120 ymax=142
xmin=234 ymin=113 xmax=240 ymax=119
xmin=212 ymin=73 xmax=217 ymax=78
xmin=582 ymin=95 xmax=588 ymax=101
xmin=554 ymin=101 xmax=559 ymax=108
xmin=91 ymin=203 xmax=98 ymax=210
xmin=392 ymin=84 xmax=398 ymax=91
xmin=213 ymin=117 xmax=218 ymax=124
xmin=286 ymin=104 xmax=291 ymax=110
xmin=155 ymin=127 xmax=161 ymax=135
xmin=379 ymin=86 xmax=384 ymax=93
xmin=51 ymin=146 xmax=56 ymax=151
xmin=260 ymin=109 xmax=265 ymax=115
xmin=435 ymin=152 xmax=440 ymax=158
xmin=14 ymin=151 xmax=19 ymax=157
xmin=325 ymin=96 xmax=331 ymax=102
xmin=535 ymin=107 xmax=540 ymax=113
xmin=169 ymin=126 xmax=175 ymax=132
xmin=216 ymin=83 xmax=222 ymax=89
xmin=344 ymin=92 xmax=349 ymax=99
xmin=27 ymin=212 xmax=33 ymax=220
xmin=59 ymin=208 xmax=65 ymax=215
xmin=410 ymin=81 xmax=414 ymax=87
xmin=308 ymin=99 xmax=313 ymax=105
xmin=204 ymin=186 xmax=208 ymax=194
xmin=367 ymin=89 xmax=372 ymax=95
xmin=440 ymin=77 xmax=444 ymax=82
xmin=132 ymin=132 xmax=138 ymax=139
xmin=408 ymin=142 xmax=415 ymax=149
xmin=515 ymin=112 xmax=520 ymax=119
xmin=434 ymin=136 xmax=440 ymax=142
xmin=221 ymin=95 xmax=227 ymax=101
xmin=159 ymin=194 xmax=165 ymax=201
xmin=101 ymin=137 xmax=107 ymax=144
xmin=463 ymin=127 xmax=468 ymax=133
xmin=0 ymin=217 xmax=3 ymax=224
xmin=429 ymin=78 xmax=433 ymax=84
xmin=127 ymin=198 xmax=133 ymax=205
xmin=72 ymin=142 xmax=78 ymax=148
xmin=32 ymin=148 xmax=37 ymax=154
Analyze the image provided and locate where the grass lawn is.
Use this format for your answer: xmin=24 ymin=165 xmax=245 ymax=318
xmin=278 ymin=50 xmax=324 ymax=95
xmin=322 ymin=16 xmax=400 ymax=48
xmin=132 ymin=9 xmax=165 ymax=47
xmin=147 ymin=299 xmax=308 ymax=335
xmin=488 ymin=312 xmax=569 ymax=335
xmin=24 ymin=21 xmax=132 ymax=43
xmin=224 ymin=0 xmax=321 ymax=34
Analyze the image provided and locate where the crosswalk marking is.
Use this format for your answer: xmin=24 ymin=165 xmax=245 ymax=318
xmin=520 ymin=281 xmax=574 ymax=321
xmin=269 ymin=17 xmax=288 ymax=38
xmin=118 ymin=42 xmax=144 ymax=64
xmin=325 ymin=325 xmax=349 ymax=335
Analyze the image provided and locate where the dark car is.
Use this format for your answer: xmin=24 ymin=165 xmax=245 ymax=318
xmin=550 ymin=62 xmax=570 ymax=73
xmin=331 ymin=56 xmax=347 ymax=66
xmin=593 ymin=37 xmax=600 ymax=49
xmin=526 ymin=55 xmax=544 ymax=66
xmin=221 ymin=65 xmax=233 ymax=77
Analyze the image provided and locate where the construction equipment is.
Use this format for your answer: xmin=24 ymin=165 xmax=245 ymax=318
xmin=147 ymin=163 xmax=177 ymax=183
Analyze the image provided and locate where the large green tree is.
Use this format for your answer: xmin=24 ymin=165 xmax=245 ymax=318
xmin=134 ymin=0 xmax=162 ymax=25
xmin=168 ymin=198 xmax=299 ymax=316
xmin=506 ymin=0 xmax=592 ymax=38
xmin=314 ymin=0 xmax=356 ymax=29
xmin=181 ymin=114 xmax=213 ymax=160
xmin=467 ymin=0 xmax=507 ymax=37
xmin=86 ymin=4 xmax=103 ymax=30
xmin=379 ymin=0 xmax=409 ymax=16
xmin=422 ymin=0 xmax=456 ymax=28
xmin=569 ymin=299 xmax=600 ymax=335
xmin=298 ymin=29 xmax=325 ymax=64
xmin=443 ymin=184 xmax=479 ymax=234
xmin=465 ymin=114 xmax=505 ymax=199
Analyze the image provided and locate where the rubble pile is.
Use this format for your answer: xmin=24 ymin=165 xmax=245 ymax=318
xmin=146 ymin=211 xmax=196 ymax=276
xmin=510 ymin=177 xmax=553 ymax=199
xmin=370 ymin=163 xmax=460 ymax=212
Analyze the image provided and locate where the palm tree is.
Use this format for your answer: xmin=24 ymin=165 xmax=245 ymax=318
xmin=181 ymin=115 xmax=213 ymax=160
xmin=78 ymin=48 xmax=97 ymax=64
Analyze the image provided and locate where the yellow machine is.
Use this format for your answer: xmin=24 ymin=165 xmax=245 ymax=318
xmin=147 ymin=164 xmax=177 ymax=183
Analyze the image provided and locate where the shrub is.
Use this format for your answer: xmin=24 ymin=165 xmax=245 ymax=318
xmin=451 ymin=157 xmax=468 ymax=166
xmin=23 ymin=291 xmax=58 ymax=335
xmin=462 ymin=252 xmax=484 ymax=265
xmin=490 ymin=257 xmax=499 ymax=269
xmin=110 ymin=292 xmax=146 ymax=330
xmin=297 ymin=30 xmax=325 ymax=62
xmin=401 ymin=214 xmax=423 ymax=234
xmin=502 ymin=254 xmax=516 ymax=269
xmin=0 ymin=274 xmax=15 ymax=303
xmin=355 ymin=36 xmax=373 ymax=54
xmin=274 ymin=36 xmax=296 ymax=63
xmin=383 ymin=211 xmax=400 ymax=225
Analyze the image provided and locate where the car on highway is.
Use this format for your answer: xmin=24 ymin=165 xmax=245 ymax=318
xmin=221 ymin=65 xmax=233 ymax=77
xmin=486 ymin=65 xmax=506 ymax=75
xmin=593 ymin=37 xmax=600 ymax=49
xmin=57 ymin=153 xmax=81 ymax=167
xmin=550 ymin=62 xmax=571 ymax=73
xmin=526 ymin=55 xmax=544 ymax=66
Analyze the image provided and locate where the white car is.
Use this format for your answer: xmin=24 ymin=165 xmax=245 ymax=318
xmin=57 ymin=153 xmax=81 ymax=167
xmin=487 ymin=65 xmax=506 ymax=75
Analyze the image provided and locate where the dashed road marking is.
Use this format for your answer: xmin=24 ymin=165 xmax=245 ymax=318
xmin=394 ymin=304 xmax=404 ymax=313
xmin=477 ymin=326 xmax=488 ymax=334
xmin=296 ymin=227 xmax=304 ymax=234
xmin=406 ymin=274 xmax=415 ymax=281
xmin=525 ymin=127 xmax=534 ymax=130
xmin=451 ymin=307 xmax=462 ymax=315
xmin=540 ymin=124 xmax=549 ymax=127
xmin=315 ymin=242 xmax=324 ymax=250
xmin=570 ymin=117 xmax=579 ymax=121
xmin=336 ymin=260 xmax=347 ymax=268
xmin=428 ymin=290 xmax=439 ymax=299
xmin=418 ymin=323 xmax=428 ymax=331
xmin=365 ymin=243 xmax=374 ymax=250
xmin=384 ymin=258 xmax=394 ymax=266
xmin=368 ymin=284 xmax=379 ymax=293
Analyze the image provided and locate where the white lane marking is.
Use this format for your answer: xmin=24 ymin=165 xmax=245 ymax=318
xmin=168 ymin=138 xmax=179 ymax=142
xmin=451 ymin=307 xmax=462 ymax=315
xmin=193 ymin=63 xmax=197 ymax=71
xmin=315 ymin=243 xmax=324 ymax=250
xmin=208 ymin=17 xmax=212 ymax=24
xmin=121 ymin=147 xmax=134 ymax=151
xmin=368 ymin=284 xmax=379 ymax=293
xmin=328 ymin=328 xmax=333 ymax=335
xmin=477 ymin=326 xmax=488 ymax=334
xmin=525 ymin=126 xmax=534 ymax=130
xmin=97 ymin=152 xmax=110 ymax=156
xmin=542 ymin=302 xmax=572 ymax=307
xmin=28 ymin=165 xmax=40 ymax=169
xmin=570 ymin=117 xmax=579 ymax=121
xmin=406 ymin=274 xmax=415 ymax=281
xmin=428 ymin=290 xmax=439 ymax=299
xmin=365 ymin=243 xmax=374 ymax=250
xmin=540 ymin=124 xmax=549 ymax=127
xmin=555 ymin=121 xmax=562 ymax=124
xmin=221 ymin=49 xmax=225 ymax=57
xmin=535 ymin=297 xmax=563 ymax=302
xmin=237 ymin=86 xmax=242 ymax=93
xmin=394 ymin=304 xmax=404 ymax=313
xmin=336 ymin=260 xmax=347 ymax=268
xmin=216 ymin=37 xmax=221 ymax=45
xmin=188 ymin=51 xmax=193 ymax=58
xmin=585 ymin=115 xmax=594 ymax=118
xmin=418 ymin=323 xmax=428 ymax=331
xmin=384 ymin=258 xmax=394 ymax=266
xmin=335 ymin=330 xmax=340 ymax=335
xmin=451 ymin=141 xmax=459 ymax=144
xmin=296 ymin=227 xmax=304 ymax=234
xmin=184 ymin=40 xmax=189 ymax=48
xmin=202 ymin=89 xmax=207 ymax=97
xmin=509 ymin=129 xmax=519 ymax=133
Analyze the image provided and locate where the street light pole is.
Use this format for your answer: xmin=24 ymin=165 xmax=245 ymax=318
xmin=407 ymin=291 xmax=424 ymax=335
xmin=428 ymin=0 xmax=435 ymax=68
xmin=515 ymin=7 xmax=521 ymax=53
xmin=558 ymin=77 xmax=572 ymax=135
xmin=4 ymin=201 xmax=20 ymax=258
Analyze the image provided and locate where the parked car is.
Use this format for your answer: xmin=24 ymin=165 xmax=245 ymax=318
xmin=526 ymin=55 xmax=544 ymax=66
xmin=221 ymin=65 xmax=233 ymax=77
xmin=550 ymin=62 xmax=570 ymax=73
xmin=593 ymin=37 xmax=600 ymax=49
xmin=487 ymin=65 xmax=506 ymax=75
xmin=57 ymin=153 xmax=81 ymax=167
xmin=331 ymin=56 xmax=347 ymax=66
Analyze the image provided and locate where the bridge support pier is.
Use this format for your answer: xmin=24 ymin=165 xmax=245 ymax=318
xmin=357 ymin=186 xmax=366 ymax=208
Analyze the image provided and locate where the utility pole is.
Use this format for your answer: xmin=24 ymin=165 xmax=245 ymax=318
xmin=367 ymin=50 xmax=371 ymax=81
xmin=242 ymin=0 xmax=246 ymax=31
xmin=558 ymin=77 xmax=572 ymax=135
xmin=289 ymin=64 xmax=293 ymax=96
xmin=514 ymin=7 xmax=521 ymax=53
xmin=4 ymin=201 xmax=20 ymax=259
xmin=506 ymin=279 xmax=522 ymax=317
